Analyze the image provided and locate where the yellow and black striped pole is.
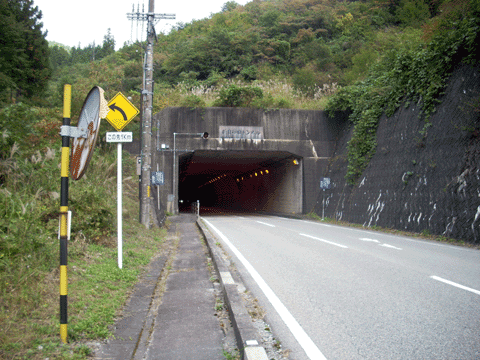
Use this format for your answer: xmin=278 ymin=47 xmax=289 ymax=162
xmin=59 ymin=84 xmax=71 ymax=343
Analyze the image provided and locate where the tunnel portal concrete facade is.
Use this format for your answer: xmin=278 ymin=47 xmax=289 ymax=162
xmin=152 ymin=107 xmax=345 ymax=215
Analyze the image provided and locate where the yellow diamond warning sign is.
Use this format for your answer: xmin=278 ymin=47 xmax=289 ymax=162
xmin=105 ymin=92 xmax=139 ymax=131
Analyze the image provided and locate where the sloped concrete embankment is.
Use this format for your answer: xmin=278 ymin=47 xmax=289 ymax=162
xmin=319 ymin=64 xmax=480 ymax=242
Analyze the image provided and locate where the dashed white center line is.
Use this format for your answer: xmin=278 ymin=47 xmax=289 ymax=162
xmin=359 ymin=238 xmax=402 ymax=250
xmin=256 ymin=221 xmax=275 ymax=227
xmin=359 ymin=238 xmax=380 ymax=243
xmin=430 ymin=276 xmax=480 ymax=296
xmin=299 ymin=233 xmax=348 ymax=249
xmin=380 ymin=244 xmax=402 ymax=250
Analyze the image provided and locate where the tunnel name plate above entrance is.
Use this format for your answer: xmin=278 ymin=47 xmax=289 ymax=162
xmin=219 ymin=126 xmax=264 ymax=140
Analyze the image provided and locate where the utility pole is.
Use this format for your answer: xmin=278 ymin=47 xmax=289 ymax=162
xmin=135 ymin=0 xmax=175 ymax=228
xmin=140 ymin=0 xmax=154 ymax=228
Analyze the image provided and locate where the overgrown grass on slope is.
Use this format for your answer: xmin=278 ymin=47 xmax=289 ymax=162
xmin=0 ymin=113 xmax=167 ymax=359
xmin=326 ymin=4 xmax=480 ymax=185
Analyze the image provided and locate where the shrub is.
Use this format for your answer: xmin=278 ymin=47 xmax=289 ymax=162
xmin=181 ymin=94 xmax=206 ymax=108
xmin=213 ymin=84 xmax=263 ymax=107
xmin=0 ymin=103 xmax=38 ymax=158
xmin=292 ymin=67 xmax=317 ymax=97
xmin=241 ymin=66 xmax=258 ymax=81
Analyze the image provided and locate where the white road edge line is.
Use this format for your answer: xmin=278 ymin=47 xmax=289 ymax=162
xmin=299 ymin=233 xmax=348 ymax=249
xmin=430 ymin=276 xmax=480 ymax=296
xmin=202 ymin=218 xmax=327 ymax=360
xmin=256 ymin=221 xmax=276 ymax=227
xmin=302 ymin=220 xmax=332 ymax=227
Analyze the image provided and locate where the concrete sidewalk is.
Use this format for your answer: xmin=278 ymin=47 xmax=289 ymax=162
xmin=94 ymin=214 xmax=269 ymax=360
xmin=141 ymin=215 xmax=225 ymax=359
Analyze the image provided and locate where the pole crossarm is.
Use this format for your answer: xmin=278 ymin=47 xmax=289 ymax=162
xmin=127 ymin=13 xmax=175 ymax=20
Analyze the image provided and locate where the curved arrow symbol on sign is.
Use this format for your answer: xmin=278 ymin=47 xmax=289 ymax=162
xmin=109 ymin=103 xmax=127 ymax=121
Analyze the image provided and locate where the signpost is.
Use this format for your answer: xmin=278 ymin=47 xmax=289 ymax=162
xmin=320 ymin=178 xmax=331 ymax=220
xmin=60 ymin=85 xmax=108 ymax=343
xmin=105 ymin=93 xmax=139 ymax=269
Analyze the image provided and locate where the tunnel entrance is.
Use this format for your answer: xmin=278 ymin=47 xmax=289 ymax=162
xmin=177 ymin=150 xmax=303 ymax=215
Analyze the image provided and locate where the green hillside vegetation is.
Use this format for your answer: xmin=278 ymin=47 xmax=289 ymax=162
xmin=1 ymin=0 xmax=479 ymax=358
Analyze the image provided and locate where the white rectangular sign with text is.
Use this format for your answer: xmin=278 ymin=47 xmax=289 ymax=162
xmin=106 ymin=132 xmax=133 ymax=143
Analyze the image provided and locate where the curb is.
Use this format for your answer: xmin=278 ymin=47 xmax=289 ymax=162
xmin=196 ymin=218 xmax=268 ymax=360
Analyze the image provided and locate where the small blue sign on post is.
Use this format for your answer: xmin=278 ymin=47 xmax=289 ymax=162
xmin=319 ymin=177 xmax=331 ymax=220
xmin=151 ymin=171 xmax=165 ymax=185
xmin=320 ymin=177 xmax=331 ymax=190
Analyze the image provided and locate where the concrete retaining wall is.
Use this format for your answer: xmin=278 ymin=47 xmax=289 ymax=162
xmin=152 ymin=107 xmax=346 ymax=215
xmin=318 ymin=65 xmax=480 ymax=243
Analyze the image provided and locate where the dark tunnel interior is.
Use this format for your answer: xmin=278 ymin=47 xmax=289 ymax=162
xmin=178 ymin=150 xmax=303 ymax=215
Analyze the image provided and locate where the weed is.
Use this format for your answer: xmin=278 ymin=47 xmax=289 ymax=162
xmin=223 ymin=349 xmax=241 ymax=360
xmin=421 ymin=229 xmax=432 ymax=237
xmin=273 ymin=339 xmax=282 ymax=350
xmin=215 ymin=299 xmax=224 ymax=311
xmin=307 ymin=211 xmax=321 ymax=220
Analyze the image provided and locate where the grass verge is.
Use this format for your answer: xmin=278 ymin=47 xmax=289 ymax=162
xmin=0 ymin=151 xmax=168 ymax=360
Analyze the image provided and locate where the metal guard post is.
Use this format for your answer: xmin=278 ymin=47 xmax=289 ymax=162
xmin=59 ymin=84 xmax=71 ymax=343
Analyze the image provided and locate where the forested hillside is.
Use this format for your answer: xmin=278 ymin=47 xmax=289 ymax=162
xmin=44 ymin=0 xmax=479 ymax=114
xmin=3 ymin=0 xmax=479 ymax=112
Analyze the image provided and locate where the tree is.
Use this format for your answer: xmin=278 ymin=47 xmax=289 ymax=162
xmin=395 ymin=0 xmax=431 ymax=27
xmin=50 ymin=45 xmax=70 ymax=71
xmin=98 ymin=28 xmax=115 ymax=60
xmin=0 ymin=0 xmax=51 ymax=100
xmin=222 ymin=1 xmax=238 ymax=13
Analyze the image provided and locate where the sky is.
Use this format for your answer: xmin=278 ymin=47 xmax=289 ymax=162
xmin=32 ymin=0 xmax=252 ymax=50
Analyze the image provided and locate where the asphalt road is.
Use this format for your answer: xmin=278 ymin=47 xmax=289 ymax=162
xmin=202 ymin=214 xmax=480 ymax=360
